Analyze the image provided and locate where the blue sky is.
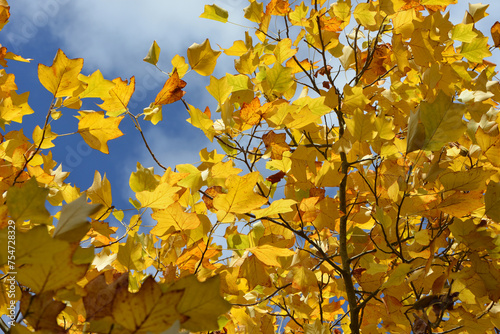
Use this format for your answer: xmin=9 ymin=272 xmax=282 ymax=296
xmin=1 ymin=0 xmax=499 ymax=228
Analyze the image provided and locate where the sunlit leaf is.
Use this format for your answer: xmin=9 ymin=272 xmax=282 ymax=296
xmin=200 ymin=4 xmax=228 ymax=23
xmin=76 ymin=111 xmax=124 ymax=154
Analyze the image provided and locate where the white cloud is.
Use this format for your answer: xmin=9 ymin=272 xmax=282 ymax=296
xmin=5 ymin=0 xmax=249 ymax=80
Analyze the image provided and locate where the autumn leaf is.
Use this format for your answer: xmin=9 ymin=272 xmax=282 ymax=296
xmin=250 ymin=244 xmax=294 ymax=267
xmin=213 ymin=172 xmax=268 ymax=219
xmin=167 ymin=275 xmax=232 ymax=332
xmin=113 ymin=276 xmax=184 ymax=333
xmin=20 ymin=291 xmax=66 ymax=333
xmin=144 ymin=40 xmax=161 ymax=65
xmin=7 ymin=177 xmax=50 ymax=223
xmin=151 ymin=201 xmax=201 ymax=237
xmin=492 ymin=22 xmax=500 ymax=47
xmin=206 ymin=75 xmax=233 ymax=106
xmin=187 ymin=39 xmax=221 ymax=76
xmin=98 ymin=76 xmax=135 ymax=116
xmin=52 ymin=195 xmax=102 ymax=242
xmin=38 ymin=49 xmax=84 ymax=97
xmin=76 ymin=111 xmax=124 ymax=154
xmin=154 ymin=70 xmax=187 ymax=105
xmin=136 ymin=182 xmax=181 ymax=209
xmin=78 ymin=69 xmax=115 ymax=99
xmin=200 ymin=4 xmax=229 ymax=23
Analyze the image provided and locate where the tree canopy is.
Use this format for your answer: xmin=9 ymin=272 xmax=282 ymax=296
xmin=1 ymin=0 xmax=500 ymax=333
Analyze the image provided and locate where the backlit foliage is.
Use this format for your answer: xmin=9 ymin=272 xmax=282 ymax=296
xmin=1 ymin=0 xmax=500 ymax=333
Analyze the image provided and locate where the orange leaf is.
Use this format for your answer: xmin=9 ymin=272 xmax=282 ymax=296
xmin=492 ymin=21 xmax=500 ymax=47
xmin=154 ymin=70 xmax=187 ymax=105
xmin=265 ymin=0 xmax=290 ymax=16
xmin=239 ymin=97 xmax=262 ymax=125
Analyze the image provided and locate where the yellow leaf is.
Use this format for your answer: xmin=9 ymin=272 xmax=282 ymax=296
xmin=143 ymin=40 xmax=161 ymax=65
xmin=342 ymin=85 xmax=369 ymax=114
xmin=187 ymin=39 xmax=221 ymax=76
xmin=78 ymin=69 xmax=115 ymax=99
xmin=38 ymin=49 xmax=84 ymax=97
xmin=4 ymin=52 xmax=32 ymax=63
xmin=112 ymin=276 xmax=184 ymax=332
xmin=16 ymin=243 xmax=90 ymax=293
xmin=213 ymin=172 xmax=268 ymax=219
xmin=439 ymin=168 xmax=495 ymax=191
xmin=304 ymin=319 xmax=330 ymax=334
xmin=206 ymin=75 xmax=233 ymax=106
xmin=52 ymin=195 xmax=102 ymax=242
xmin=291 ymin=265 xmax=318 ymax=293
xmin=76 ymin=111 xmax=124 ymax=154
xmin=244 ymin=1 xmax=263 ymax=23
xmin=253 ymin=199 xmax=297 ymax=219
xmin=0 ymin=226 xmax=66 ymax=267
xmin=200 ymin=4 xmax=228 ymax=23
xmin=129 ymin=162 xmax=159 ymax=193
xmin=421 ymin=0 xmax=457 ymax=5
xmin=485 ymin=181 xmax=500 ymax=222
xmin=274 ymin=38 xmax=297 ymax=63
xmin=32 ymin=124 xmax=57 ymax=149
xmin=345 ymin=108 xmax=376 ymax=142
xmin=476 ymin=128 xmax=500 ymax=167
xmin=143 ymin=102 xmax=162 ymax=125
xmin=382 ymin=263 xmax=411 ymax=288
xmin=263 ymin=63 xmax=294 ymax=94
xmin=419 ymin=91 xmax=466 ymax=151
xmin=116 ymin=233 xmax=144 ymax=271
xmin=451 ymin=23 xmax=477 ymax=43
xmin=460 ymin=37 xmax=492 ymax=63
xmin=0 ymin=91 xmax=34 ymax=127
xmin=7 ymin=177 xmax=50 ymax=223
xmin=168 ymin=275 xmax=231 ymax=332
xmin=98 ymin=76 xmax=135 ymax=116
xmin=136 ymin=183 xmax=181 ymax=209
xmin=186 ymin=104 xmax=215 ymax=141
xmin=153 ymin=70 xmax=186 ymax=105
xmin=235 ymin=50 xmax=260 ymax=74
xmin=250 ymin=244 xmax=294 ymax=267
xmin=171 ymin=54 xmax=189 ymax=78
xmin=87 ymin=171 xmax=112 ymax=219
xmin=151 ymin=202 xmax=201 ymax=237
xmin=354 ymin=3 xmax=376 ymax=28
xmin=223 ymin=40 xmax=248 ymax=56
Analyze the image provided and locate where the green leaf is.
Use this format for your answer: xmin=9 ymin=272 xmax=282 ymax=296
xmin=200 ymin=4 xmax=228 ymax=23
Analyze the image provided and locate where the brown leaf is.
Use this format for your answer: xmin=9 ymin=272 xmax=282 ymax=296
xmin=266 ymin=170 xmax=286 ymax=184
xmin=20 ymin=291 xmax=66 ymax=333
xmin=203 ymin=186 xmax=224 ymax=210
xmin=83 ymin=273 xmax=128 ymax=320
